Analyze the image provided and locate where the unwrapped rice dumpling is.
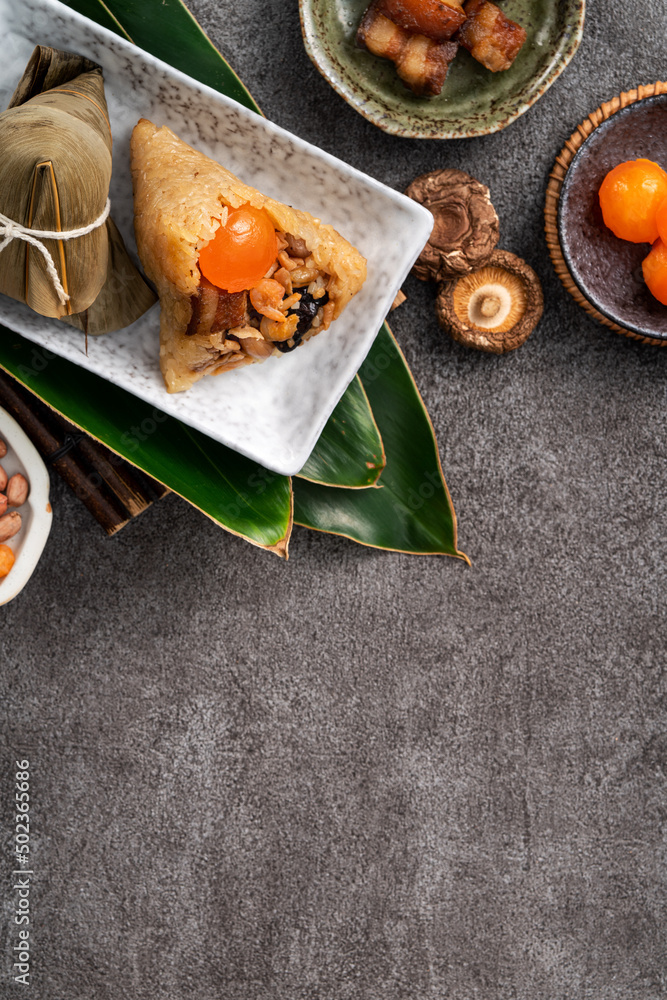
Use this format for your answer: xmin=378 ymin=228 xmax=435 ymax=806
xmin=130 ymin=119 xmax=367 ymax=393
xmin=0 ymin=46 xmax=155 ymax=334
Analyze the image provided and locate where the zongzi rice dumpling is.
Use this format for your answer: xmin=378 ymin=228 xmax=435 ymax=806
xmin=0 ymin=46 xmax=155 ymax=334
xmin=130 ymin=119 xmax=367 ymax=393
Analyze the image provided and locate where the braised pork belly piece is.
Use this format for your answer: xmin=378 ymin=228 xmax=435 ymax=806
xmin=457 ymin=0 xmax=526 ymax=72
xmin=357 ymin=4 xmax=459 ymax=96
xmin=186 ymin=277 xmax=248 ymax=339
xmin=356 ymin=0 xmax=526 ymax=96
xmin=374 ymin=0 xmax=466 ymax=41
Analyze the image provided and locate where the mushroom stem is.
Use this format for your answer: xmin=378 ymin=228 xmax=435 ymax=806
xmin=479 ymin=294 xmax=501 ymax=317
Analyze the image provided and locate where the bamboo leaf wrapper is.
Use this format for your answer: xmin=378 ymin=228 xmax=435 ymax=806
xmin=0 ymin=45 xmax=155 ymax=334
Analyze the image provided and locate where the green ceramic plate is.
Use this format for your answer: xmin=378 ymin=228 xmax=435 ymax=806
xmin=299 ymin=0 xmax=585 ymax=139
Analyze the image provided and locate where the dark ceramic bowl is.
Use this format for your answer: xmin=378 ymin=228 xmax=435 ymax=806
xmin=557 ymin=93 xmax=667 ymax=341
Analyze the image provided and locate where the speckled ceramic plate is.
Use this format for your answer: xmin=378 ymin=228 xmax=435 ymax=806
xmin=0 ymin=0 xmax=433 ymax=477
xmin=300 ymin=0 xmax=585 ymax=139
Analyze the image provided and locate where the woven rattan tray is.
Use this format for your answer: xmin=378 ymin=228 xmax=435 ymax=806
xmin=545 ymin=82 xmax=667 ymax=346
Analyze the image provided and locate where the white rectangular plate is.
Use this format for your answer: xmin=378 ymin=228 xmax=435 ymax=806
xmin=0 ymin=0 xmax=433 ymax=476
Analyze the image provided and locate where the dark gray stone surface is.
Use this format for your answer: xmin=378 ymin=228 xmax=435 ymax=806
xmin=1 ymin=1 xmax=666 ymax=997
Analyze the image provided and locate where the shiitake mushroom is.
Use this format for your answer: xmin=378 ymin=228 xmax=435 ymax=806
xmin=405 ymin=169 xmax=542 ymax=352
xmin=436 ymin=250 xmax=543 ymax=353
xmin=405 ymin=168 xmax=500 ymax=282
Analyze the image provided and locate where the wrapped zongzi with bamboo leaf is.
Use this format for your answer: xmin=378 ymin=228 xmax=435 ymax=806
xmin=0 ymin=46 xmax=155 ymax=334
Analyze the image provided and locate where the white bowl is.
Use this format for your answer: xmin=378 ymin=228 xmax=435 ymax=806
xmin=0 ymin=407 xmax=52 ymax=605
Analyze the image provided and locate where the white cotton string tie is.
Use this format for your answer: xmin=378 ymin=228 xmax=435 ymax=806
xmin=0 ymin=198 xmax=111 ymax=307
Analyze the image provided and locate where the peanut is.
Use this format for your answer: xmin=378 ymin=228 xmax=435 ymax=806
xmin=7 ymin=474 xmax=29 ymax=507
xmin=0 ymin=439 xmax=6 ymax=458
xmin=290 ymin=265 xmax=320 ymax=287
xmin=0 ymin=494 xmax=7 ymax=517
xmin=0 ymin=466 xmax=7 ymax=492
xmin=0 ymin=511 xmax=21 ymax=542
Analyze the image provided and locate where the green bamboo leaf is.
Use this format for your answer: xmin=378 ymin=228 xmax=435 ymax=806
xmin=294 ymin=324 xmax=469 ymax=560
xmin=0 ymin=335 xmax=292 ymax=556
xmin=66 ymin=0 xmax=132 ymax=40
xmin=298 ymin=376 xmax=385 ymax=488
xmin=70 ymin=0 xmax=260 ymax=113
xmin=27 ymin=0 xmax=464 ymax=558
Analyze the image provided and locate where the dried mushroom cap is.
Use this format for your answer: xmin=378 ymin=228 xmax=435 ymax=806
xmin=436 ymin=249 xmax=543 ymax=353
xmin=405 ymin=168 xmax=500 ymax=283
